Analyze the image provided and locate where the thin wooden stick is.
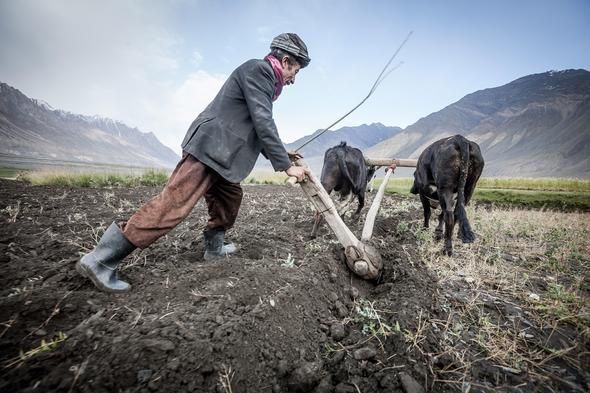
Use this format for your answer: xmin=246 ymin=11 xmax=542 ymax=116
xmin=361 ymin=168 xmax=393 ymax=241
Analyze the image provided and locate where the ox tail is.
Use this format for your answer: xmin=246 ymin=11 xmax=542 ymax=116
xmin=456 ymin=135 xmax=476 ymax=242
xmin=336 ymin=150 xmax=361 ymax=195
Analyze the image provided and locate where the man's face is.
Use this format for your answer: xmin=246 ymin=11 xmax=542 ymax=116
xmin=281 ymin=56 xmax=301 ymax=86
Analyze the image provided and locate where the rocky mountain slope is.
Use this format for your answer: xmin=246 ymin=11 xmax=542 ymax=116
xmin=367 ymin=69 xmax=590 ymax=178
xmin=286 ymin=123 xmax=402 ymax=157
xmin=0 ymin=82 xmax=179 ymax=169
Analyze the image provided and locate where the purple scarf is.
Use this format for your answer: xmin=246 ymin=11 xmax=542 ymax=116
xmin=265 ymin=55 xmax=284 ymax=101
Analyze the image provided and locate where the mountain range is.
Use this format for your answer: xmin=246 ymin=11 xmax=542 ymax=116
xmin=0 ymin=83 xmax=179 ymax=169
xmin=367 ymin=69 xmax=590 ymax=178
xmin=286 ymin=123 xmax=402 ymax=157
xmin=1 ymin=69 xmax=588 ymax=178
xmin=261 ymin=123 xmax=402 ymax=175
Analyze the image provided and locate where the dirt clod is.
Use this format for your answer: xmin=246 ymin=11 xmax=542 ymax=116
xmin=334 ymin=383 xmax=357 ymax=393
xmin=399 ymin=372 xmax=425 ymax=393
xmin=353 ymin=346 xmax=377 ymax=360
xmin=330 ymin=323 xmax=346 ymax=341
xmin=287 ymin=361 xmax=324 ymax=392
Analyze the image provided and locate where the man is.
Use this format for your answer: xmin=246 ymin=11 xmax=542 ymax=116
xmin=76 ymin=33 xmax=311 ymax=293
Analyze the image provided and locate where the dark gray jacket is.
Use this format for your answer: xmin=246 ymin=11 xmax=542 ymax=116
xmin=181 ymin=59 xmax=291 ymax=183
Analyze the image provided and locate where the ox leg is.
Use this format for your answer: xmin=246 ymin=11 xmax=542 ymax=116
xmin=352 ymin=192 xmax=365 ymax=218
xmin=455 ymin=203 xmax=476 ymax=243
xmin=440 ymin=191 xmax=455 ymax=256
xmin=419 ymin=194 xmax=431 ymax=228
xmin=435 ymin=212 xmax=444 ymax=241
xmin=337 ymin=193 xmax=355 ymax=217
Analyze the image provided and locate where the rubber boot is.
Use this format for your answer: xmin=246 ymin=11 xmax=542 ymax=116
xmin=203 ymin=229 xmax=238 ymax=260
xmin=76 ymin=222 xmax=135 ymax=293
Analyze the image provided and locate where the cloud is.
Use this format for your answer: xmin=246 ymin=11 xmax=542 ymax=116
xmin=146 ymin=71 xmax=227 ymax=153
xmin=0 ymin=0 xmax=208 ymax=152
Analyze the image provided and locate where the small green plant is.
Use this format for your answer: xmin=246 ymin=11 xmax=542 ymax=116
xmin=355 ymin=299 xmax=393 ymax=337
xmin=534 ymin=283 xmax=589 ymax=333
xmin=482 ymin=248 xmax=503 ymax=265
xmin=304 ymin=241 xmax=325 ymax=254
xmin=396 ymin=221 xmax=410 ymax=235
xmin=280 ymin=253 xmax=296 ymax=268
xmin=546 ymin=283 xmax=578 ymax=304
xmin=543 ymin=228 xmax=569 ymax=272
xmin=413 ymin=226 xmax=431 ymax=242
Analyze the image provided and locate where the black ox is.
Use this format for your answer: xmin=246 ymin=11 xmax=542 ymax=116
xmin=410 ymin=134 xmax=484 ymax=256
xmin=311 ymin=142 xmax=376 ymax=238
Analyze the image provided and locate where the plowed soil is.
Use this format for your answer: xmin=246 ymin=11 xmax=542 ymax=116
xmin=0 ymin=179 xmax=587 ymax=392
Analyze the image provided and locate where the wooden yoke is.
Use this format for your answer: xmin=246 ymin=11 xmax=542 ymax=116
xmin=287 ymin=158 xmax=382 ymax=280
xmin=365 ymin=158 xmax=418 ymax=167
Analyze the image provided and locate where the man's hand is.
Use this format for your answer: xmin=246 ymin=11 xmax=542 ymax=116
xmin=287 ymin=150 xmax=303 ymax=162
xmin=285 ymin=165 xmax=309 ymax=183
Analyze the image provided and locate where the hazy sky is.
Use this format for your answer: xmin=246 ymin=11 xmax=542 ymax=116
xmin=1 ymin=0 xmax=589 ymax=153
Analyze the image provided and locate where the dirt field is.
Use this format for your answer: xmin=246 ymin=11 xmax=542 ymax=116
xmin=0 ymin=178 xmax=588 ymax=392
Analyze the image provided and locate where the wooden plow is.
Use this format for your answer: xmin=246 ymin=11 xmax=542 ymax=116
xmin=288 ymin=157 xmax=417 ymax=280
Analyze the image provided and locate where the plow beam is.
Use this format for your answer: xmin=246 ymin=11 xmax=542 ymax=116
xmin=288 ymin=159 xmax=382 ymax=280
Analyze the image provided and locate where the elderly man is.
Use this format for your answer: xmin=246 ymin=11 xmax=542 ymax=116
xmin=76 ymin=33 xmax=311 ymax=293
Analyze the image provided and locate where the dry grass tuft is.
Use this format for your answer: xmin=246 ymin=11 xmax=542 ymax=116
xmin=218 ymin=364 xmax=235 ymax=393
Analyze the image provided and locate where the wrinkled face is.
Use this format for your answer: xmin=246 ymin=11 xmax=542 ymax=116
xmin=281 ymin=56 xmax=301 ymax=86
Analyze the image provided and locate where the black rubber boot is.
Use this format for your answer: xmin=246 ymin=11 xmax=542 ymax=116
xmin=76 ymin=222 xmax=136 ymax=293
xmin=203 ymin=229 xmax=238 ymax=260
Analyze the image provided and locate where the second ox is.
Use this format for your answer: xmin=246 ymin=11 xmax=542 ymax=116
xmin=410 ymin=134 xmax=484 ymax=256
xmin=311 ymin=142 xmax=376 ymax=238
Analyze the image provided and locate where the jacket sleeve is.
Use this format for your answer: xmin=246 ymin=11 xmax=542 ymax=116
xmin=240 ymin=62 xmax=291 ymax=172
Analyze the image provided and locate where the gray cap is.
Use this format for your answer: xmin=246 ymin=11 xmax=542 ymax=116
xmin=270 ymin=33 xmax=311 ymax=68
